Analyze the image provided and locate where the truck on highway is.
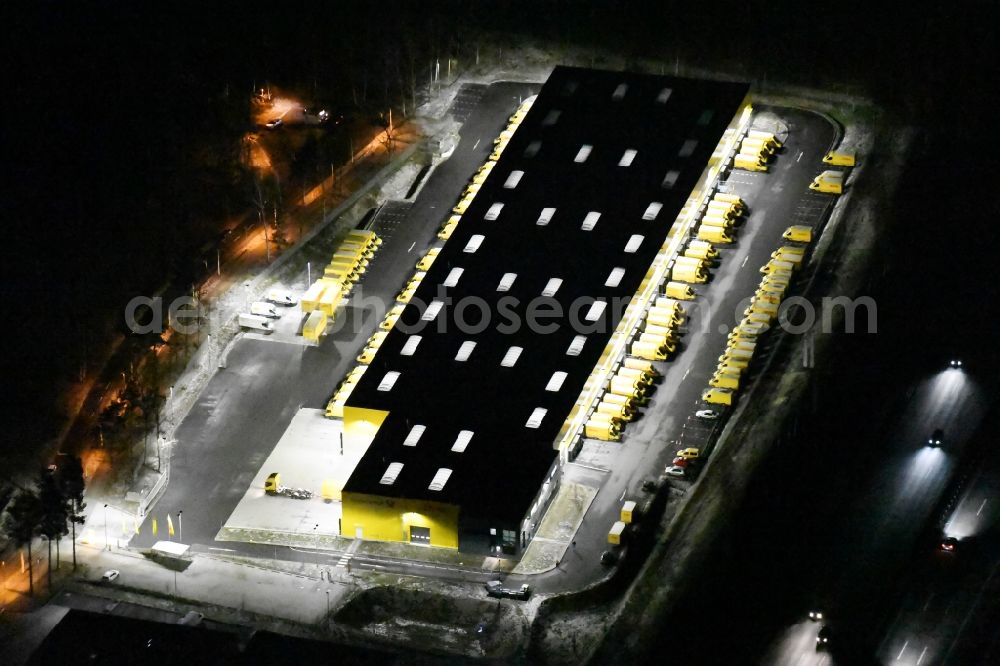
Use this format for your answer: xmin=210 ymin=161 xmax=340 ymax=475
xmin=238 ymin=313 xmax=273 ymax=332
xmin=264 ymin=472 xmax=313 ymax=499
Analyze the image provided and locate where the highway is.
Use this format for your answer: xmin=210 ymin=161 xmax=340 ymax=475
xmin=876 ymin=409 xmax=1000 ymax=665
xmin=758 ymin=367 xmax=989 ymax=665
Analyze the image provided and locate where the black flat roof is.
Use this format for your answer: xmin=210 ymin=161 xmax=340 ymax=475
xmin=344 ymin=66 xmax=749 ymax=524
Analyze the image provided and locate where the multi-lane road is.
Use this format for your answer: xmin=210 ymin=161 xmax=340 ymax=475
xmin=877 ymin=409 xmax=1000 ymax=665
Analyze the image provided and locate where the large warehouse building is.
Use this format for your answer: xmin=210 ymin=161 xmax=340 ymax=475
xmin=341 ymin=66 xmax=751 ymax=553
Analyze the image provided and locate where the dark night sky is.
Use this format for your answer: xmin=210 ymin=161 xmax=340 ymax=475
xmin=3 ymin=1 xmax=998 ymax=457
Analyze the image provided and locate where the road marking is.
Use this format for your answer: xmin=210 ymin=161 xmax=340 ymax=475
xmin=741 ymin=255 xmax=749 ymax=268
xmin=408 ymin=242 xmax=416 ymax=252
xmin=209 ymin=547 xmax=236 ymax=552
xmin=473 ymin=139 xmax=480 ymax=150
xmin=797 ymin=150 xmax=803 ymax=162
xmin=619 ymin=488 xmax=626 ymax=502
xmin=977 ymin=498 xmax=988 ymax=516
xmin=682 ymin=368 xmax=691 ymax=381
xmin=897 ymin=640 xmax=909 ymax=660
xmin=916 ymin=646 xmax=928 ymax=665
xmin=336 ymin=554 xmax=352 ymax=568
xmin=567 ymin=461 xmax=610 ymax=473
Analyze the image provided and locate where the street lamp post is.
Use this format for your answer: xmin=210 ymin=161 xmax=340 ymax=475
xmin=103 ymin=504 xmax=109 ymax=550
xmin=325 ymin=589 xmax=330 ymax=627
xmin=178 ymin=511 xmax=183 ymax=543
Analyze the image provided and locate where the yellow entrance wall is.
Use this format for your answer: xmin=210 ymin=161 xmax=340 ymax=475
xmin=342 ymin=405 xmax=389 ymax=450
xmin=342 ymin=491 xmax=460 ymax=549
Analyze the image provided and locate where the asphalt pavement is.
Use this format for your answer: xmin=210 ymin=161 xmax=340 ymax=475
xmin=130 ymin=94 xmax=848 ymax=605
xmin=876 ymin=410 xmax=1000 ymax=665
xmin=131 ymin=82 xmax=540 ymax=558
xmin=758 ymin=368 xmax=990 ymax=664
xmin=495 ymin=107 xmax=838 ymax=594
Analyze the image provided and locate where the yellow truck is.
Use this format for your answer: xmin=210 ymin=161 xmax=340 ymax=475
xmin=645 ymin=313 xmax=680 ymax=332
xmin=438 ymin=216 xmax=460 ymax=239
xmin=346 ymin=230 xmax=380 ymax=246
xmin=452 ymin=195 xmax=475 ymax=215
xmin=702 ymin=213 xmax=735 ymax=229
xmin=702 ymin=388 xmax=733 ymax=406
xmin=810 ymin=170 xmax=843 ymax=194
xmin=665 ymin=281 xmax=696 ymax=300
xmin=616 ymin=367 xmax=653 ymax=387
xmin=603 ymin=392 xmax=637 ymax=411
xmin=597 ymin=401 xmax=633 ymax=423
xmin=300 ymin=281 xmax=327 ymax=312
xmin=318 ymin=282 xmax=344 ymax=315
xmin=712 ymin=193 xmax=748 ymax=215
xmin=324 ymin=265 xmax=357 ymax=282
xmin=624 ymin=357 xmax=660 ymax=377
xmin=303 ymin=310 xmax=327 ymax=342
xmin=697 ymin=224 xmax=734 ymax=244
xmin=621 ymin=501 xmax=637 ymax=524
xmin=710 ymin=372 xmax=740 ymax=390
xmin=380 ymin=304 xmax=406 ymax=331
xmin=608 ymin=521 xmax=627 ymax=545
xmin=782 ymin=225 xmax=813 ymax=243
xmin=610 ymin=376 xmax=649 ymax=401
xmin=748 ymin=129 xmax=782 ymax=149
xmin=649 ymin=303 xmax=684 ymax=323
xmin=586 ymin=416 xmax=622 ymax=442
xmin=671 ymin=261 xmax=708 ymax=284
xmin=823 ymin=150 xmax=855 ymax=167
xmin=416 ymin=247 xmax=441 ymax=271
xmin=631 ymin=340 xmax=669 ymax=361
xmin=741 ymin=136 xmax=776 ymax=156
xmin=686 ymin=240 xmax=719 ymax=260
xmin=706 ymin=201 xmax=740 ymax=220
xmin=760 ymin=259 xmax=795 ymax=275
xmin=735 ymin=154 xmax=768 ymax=172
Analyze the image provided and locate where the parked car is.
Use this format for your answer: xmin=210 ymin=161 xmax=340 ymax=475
xmin=676 ymin=447 xmax=701 ymax=460
xmin=485 ymin=580 xmax=531 ymax=600
xmin=600 ymin=550 xmax=619 ymax=566
xmin=665 ymin=465 xmax=686 ymax=477
xmin=671 ymin=456 xmax=690 ymax=468
xmin=101 ymin=569 xmax=120 ymax=582
xmin=695 ymin=409 xmax=718 ymax=420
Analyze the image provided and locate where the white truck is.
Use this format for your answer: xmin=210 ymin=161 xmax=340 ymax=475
xmin=238 ymin=313 xmax=273 ymax=332
xmin=265 ymin=288 xmax=297 ymax=306
xmin=250 ymin=301 xmax=280 ymax=319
